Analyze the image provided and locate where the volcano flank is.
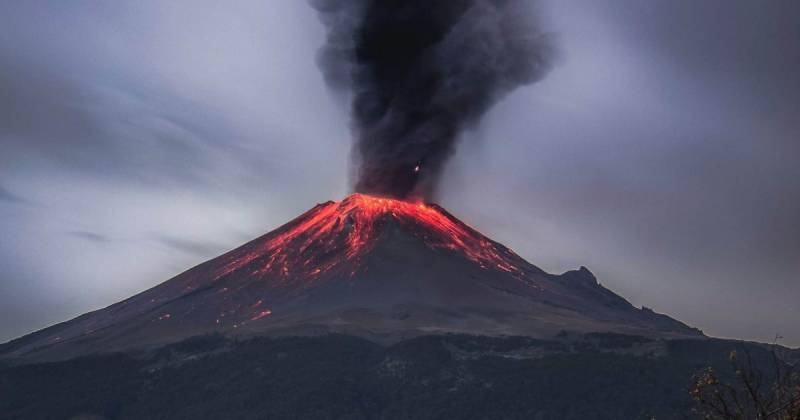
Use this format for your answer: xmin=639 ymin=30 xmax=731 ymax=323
xmin=1 ymin=194 xmax=700 ymax=362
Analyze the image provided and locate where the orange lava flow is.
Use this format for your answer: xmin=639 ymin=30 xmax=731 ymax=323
xmin=214 ymin=193 xmax=523 ymax=281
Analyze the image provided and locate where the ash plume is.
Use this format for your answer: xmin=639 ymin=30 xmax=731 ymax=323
xmin=312 ymin=0 xmax=553 ymax=199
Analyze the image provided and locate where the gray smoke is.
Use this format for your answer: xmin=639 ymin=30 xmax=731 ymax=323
xmin=312 ymin=0 xmax=553 ymax=199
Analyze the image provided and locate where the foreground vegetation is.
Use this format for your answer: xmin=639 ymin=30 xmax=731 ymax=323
xmin=691 ymin=342 xmax=799 ymax=419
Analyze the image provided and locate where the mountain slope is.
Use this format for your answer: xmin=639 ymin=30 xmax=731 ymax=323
xmin=1 ymin=194 xmax=700 ymax=361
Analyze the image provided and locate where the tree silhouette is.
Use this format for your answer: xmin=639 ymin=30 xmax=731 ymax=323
xmin=691 ymin=338 xmax=799 ymax=419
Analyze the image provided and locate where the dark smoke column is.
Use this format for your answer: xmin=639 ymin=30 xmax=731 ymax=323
xmin=313 ymin=0 xmax=553 ymax=199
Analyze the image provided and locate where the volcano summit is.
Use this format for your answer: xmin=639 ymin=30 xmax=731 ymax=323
xmin=1 ymin=194 xmax=699 ymax=362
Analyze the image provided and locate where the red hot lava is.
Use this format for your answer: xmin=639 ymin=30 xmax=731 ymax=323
xmin=215 ymin=194 xmax=524 ymax=282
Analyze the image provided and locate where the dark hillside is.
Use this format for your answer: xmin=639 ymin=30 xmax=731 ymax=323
xmin=2 ymin=333 xmax=788 ymax=420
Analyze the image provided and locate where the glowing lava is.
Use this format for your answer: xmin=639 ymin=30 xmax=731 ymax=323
xmin=215 ymin=194 xmax=523 ymax=283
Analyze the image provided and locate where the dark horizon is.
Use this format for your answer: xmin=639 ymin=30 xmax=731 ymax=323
xmin=1 ymin=0 xmax=798 ymax=347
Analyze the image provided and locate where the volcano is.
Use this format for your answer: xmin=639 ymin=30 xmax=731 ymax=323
xmin=1 ymin=194 xmax=699 ymax=361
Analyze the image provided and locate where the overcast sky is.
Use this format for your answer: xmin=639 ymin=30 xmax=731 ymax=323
xmin=1 ymin=0 xmax=798 ymax=347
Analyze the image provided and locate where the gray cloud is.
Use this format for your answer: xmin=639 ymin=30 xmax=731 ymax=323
xmin=1 ymin=56 xmax=238 ymax=189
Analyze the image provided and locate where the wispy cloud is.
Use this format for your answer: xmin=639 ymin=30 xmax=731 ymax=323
xmin=0 ymin=185 xmax=25 ymax=204
xmin=68 ymin=230 xmax=111 ymax=244
xmin=153 ymin=235 xmax=225 ymax=258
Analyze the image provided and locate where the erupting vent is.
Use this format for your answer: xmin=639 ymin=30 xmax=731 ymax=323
xmin=215 ymin=194 xmax=523 ymax=282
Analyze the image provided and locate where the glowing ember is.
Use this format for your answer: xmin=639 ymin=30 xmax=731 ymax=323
xmin=214 ymin=194 xmax=523 ymax=282
xmin=250 ymin=310 xmax=273 ymax=321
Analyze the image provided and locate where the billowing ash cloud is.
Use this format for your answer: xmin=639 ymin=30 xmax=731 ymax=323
xmin=312 ymin=0 xmax=553 ymax=199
